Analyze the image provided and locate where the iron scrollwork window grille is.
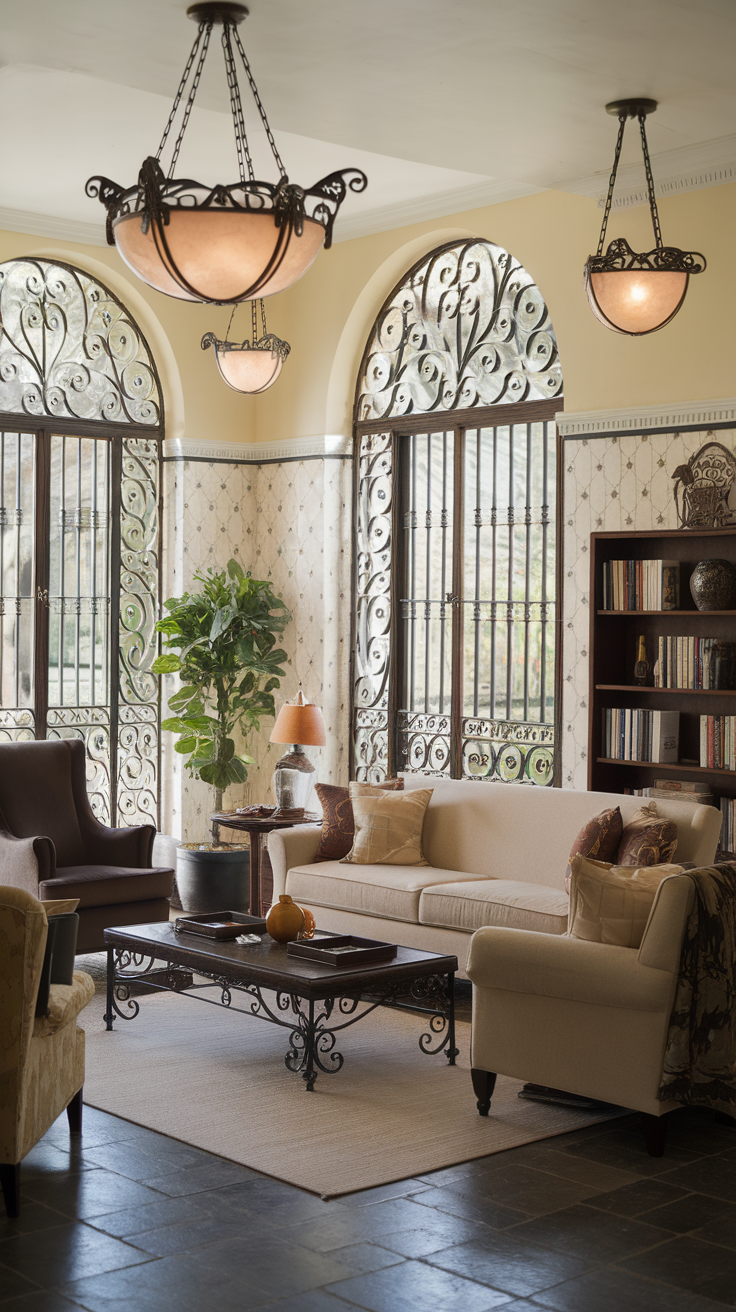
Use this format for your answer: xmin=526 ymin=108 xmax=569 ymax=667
xmin=0 ymin=258 xmax=163 ymax=825
xmin=352 ymin=240 xmax=562 ymax=787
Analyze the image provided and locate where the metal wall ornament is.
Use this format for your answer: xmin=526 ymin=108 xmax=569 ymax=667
xmin=86 ymin=2 xmax=367 ymax=305
xmin=672 ymin=441 xmax=736 ymax=529
xmin=584 ymin=100 xmax=706 ymax=336
xmin=356 ymin=239 xmax=562 ymax=423
xmin=201 ymin=299 xmax=290 ymax=393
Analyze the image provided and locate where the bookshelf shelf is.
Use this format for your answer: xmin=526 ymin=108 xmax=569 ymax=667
xmin=596 ymin=758 xmax=736 ymax=777
xmin=589 ymin=528 xmax=736 ymax=853
xmin=596 ymin=685 xmax=736 ymax=696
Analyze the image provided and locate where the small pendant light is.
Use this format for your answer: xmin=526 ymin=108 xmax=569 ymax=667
xmin=584 ymin=99 xmax=706 ymax=335
xmin=202 ymin=299 xmax=290 ymax=393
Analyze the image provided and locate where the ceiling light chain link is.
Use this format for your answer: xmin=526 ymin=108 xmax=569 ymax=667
xmin=155 ymin=22 xmax=207 ymax=164
xmin=638 ymin=113 xmax=664 ymax=250
xmin=231 ymin=25 xmax=287 ymax=179
xmin=222 ymin=23 xmax=255 ymax=184
xmin=595 ymin=112 xmax=627 ymax=257
xmin=168 ymin=19 xmax=214 ymax=177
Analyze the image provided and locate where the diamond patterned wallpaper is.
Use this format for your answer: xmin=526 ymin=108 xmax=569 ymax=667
xmin=561 ymin=426 xmax=736 ymax=790
xmin=162 ymin=452 xmax=352 ymax=841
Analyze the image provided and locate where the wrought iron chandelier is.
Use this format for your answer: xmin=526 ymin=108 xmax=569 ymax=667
xmin=584 ymin=99 xmax=706 ymax=335
xmin=201 ymin=299 xmax=290 ymax=392
xmin=86 ymin=2 xmax=367 ymax=305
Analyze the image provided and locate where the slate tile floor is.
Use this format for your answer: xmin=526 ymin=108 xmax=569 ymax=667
xmin=2 ymin=1104 xmax=736 ymax=1310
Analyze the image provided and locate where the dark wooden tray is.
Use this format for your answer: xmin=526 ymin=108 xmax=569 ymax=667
xmin=174 ymin=912 xmax=268 ymax=940
xmin=287 ymin=935 xmax=397 ymax=967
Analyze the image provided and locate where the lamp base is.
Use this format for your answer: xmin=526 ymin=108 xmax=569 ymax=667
xmin=272 ymin=744 xmax=315 ymax=814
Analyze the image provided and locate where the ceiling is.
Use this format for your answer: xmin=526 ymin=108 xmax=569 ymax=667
xmin=0 ymin=0 xmax=734 ymax=245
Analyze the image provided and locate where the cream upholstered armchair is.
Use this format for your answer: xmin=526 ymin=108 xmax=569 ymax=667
xmin=0 ymin=885 xmax=94 ymax=1217
xmin=466 ymin=872 xmax=695 ymax=1157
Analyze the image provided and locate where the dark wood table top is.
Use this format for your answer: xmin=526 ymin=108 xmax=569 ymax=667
xmin=104 ymin=920 xmax=458 ymax=1000
xmin=210 ymin=810 xmax=320 ymax=832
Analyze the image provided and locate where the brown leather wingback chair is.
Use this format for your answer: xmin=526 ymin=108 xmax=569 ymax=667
xmin=0 ymin=740 xmax=174 ymax=952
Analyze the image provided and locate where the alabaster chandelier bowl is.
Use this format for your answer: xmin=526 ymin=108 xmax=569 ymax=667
xmin=87 ymin=2 xmax=367 ymax=305
xmin=584 ymin=99 xmax=705 ymax=336
xmin=202 ymin=298 xmax=290 ymax=393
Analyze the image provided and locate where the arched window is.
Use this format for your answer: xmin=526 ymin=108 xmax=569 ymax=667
xmin=0 ymin=258 xmax=163 ymax=825
xmin=352 ymin=238 xmax=563 ymax=785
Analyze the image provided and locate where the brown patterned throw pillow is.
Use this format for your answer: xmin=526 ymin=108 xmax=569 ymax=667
xmin=314 ymin=779 xmax=404 ymax=861
xmin=617 ymin=802 xmax=678 ymax=868
xmin=565 ymin=806 xmax=623 ymax=894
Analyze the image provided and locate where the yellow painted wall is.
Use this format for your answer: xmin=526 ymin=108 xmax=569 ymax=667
xmin=1 ymin=178 xmax=733 ymax=446
xmin=0 ymin=227 xmax=257 ymax=444
xmin=255 ymin=180 xmax=736 ymax=441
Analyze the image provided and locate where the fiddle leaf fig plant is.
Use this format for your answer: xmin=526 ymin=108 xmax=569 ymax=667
xmin=152 ymin=559 xmax=290 ymax=817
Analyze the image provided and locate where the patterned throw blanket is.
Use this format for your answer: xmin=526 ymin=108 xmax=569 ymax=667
xmin=658 ymin=863 xmax=736 ymax=1115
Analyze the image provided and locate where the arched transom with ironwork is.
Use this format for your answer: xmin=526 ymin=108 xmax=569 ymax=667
xmin=352 ymin=238 xmax=562 ymax=787
xmin=0 ymin=257 xmax=163 ymax=826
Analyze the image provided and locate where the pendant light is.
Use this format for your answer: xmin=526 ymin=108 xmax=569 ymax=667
xmin=584 ymin=99 xmax=705 ymax=335
xmin=86 ymin=3 xmax=367 ymax=304
xmin=202 ymin=299 xmax=290 ymax=392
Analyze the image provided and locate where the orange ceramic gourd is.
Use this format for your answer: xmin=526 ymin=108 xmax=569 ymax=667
xmin=266 ymin=894 xmax=306 ymax=943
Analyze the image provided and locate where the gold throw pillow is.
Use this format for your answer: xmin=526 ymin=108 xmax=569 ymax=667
xmin=340 ymin=783 xmax=433 ymax=866
xmin=568 ymin=854 xmax=684 ymax=949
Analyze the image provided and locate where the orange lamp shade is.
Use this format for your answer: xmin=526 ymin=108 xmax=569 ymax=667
xmin=585 ymin=267 xmax=689 ymax=336
xmin=270 ymin=695 xmax=326 ymax=747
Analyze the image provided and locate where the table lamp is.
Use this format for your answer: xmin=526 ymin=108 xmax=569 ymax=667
xmin=269 ymin=690 xmax=326 ymax=817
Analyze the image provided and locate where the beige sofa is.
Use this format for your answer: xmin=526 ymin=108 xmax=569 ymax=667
xmin=268 ymin=775 xmax=722 ymax=974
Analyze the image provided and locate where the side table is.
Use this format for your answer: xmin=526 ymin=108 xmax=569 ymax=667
xmin=210 ymin=810 xmax=320 ymax=917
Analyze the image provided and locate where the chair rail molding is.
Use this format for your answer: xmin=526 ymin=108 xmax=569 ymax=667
xmin=163 ymin=435 xmax=352 ymax=465
xmin=557 ymin=398 xmax=736 ymax=440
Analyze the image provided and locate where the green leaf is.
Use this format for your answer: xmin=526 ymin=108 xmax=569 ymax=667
xmin=174 ymin=736 xmax=197 ymax=754
xmin=152 ymin=654 xmax=181 ymax=674
xmin=161 ymin=716 xmax=194 ymax=733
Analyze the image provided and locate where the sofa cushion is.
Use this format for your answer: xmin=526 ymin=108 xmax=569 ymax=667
xmin=39 ymin=866 xmax=174 ymax=909
xmin=419 ymin=880 xmax=570 ymax=936
xmin=341 ymin=785 xmax=432 ymax=866
xmin=568 ymin=855 xmax=684 ymax=948
xmin=286 ymin=861 xmax=490 ymax=923
xmin=565 ymin=806 xmax=623 ymax=893
xmin=617 ymin=802 xmax=678 ymax=867
xmin=315 ymin=779 xmax=404 ymax=862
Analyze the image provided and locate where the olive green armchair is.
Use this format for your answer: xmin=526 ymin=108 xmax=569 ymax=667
xmin=0 ymin=885 xmax=94 ymax=1217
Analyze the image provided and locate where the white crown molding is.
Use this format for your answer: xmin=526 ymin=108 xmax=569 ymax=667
xmin=560 ymin=134 xmax=736 ymax=210
xmin=333 ymin=181 xmax=545 ymax=243
xmin=0 ymin=207 xmax=108 ymax=247
xmin=163 ymin=434 xmax=353 ymax=463
xmin=556 ymin=398 xmax=736 ymax=438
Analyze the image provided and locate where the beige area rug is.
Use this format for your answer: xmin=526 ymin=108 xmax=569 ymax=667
xmin=82 ymin=986 xmax=620 ymax=1197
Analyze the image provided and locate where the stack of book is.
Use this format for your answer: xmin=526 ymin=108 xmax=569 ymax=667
xmin=603 ymin=709 xmax=679 ymax=762
xmin=719 ymin=798 xmax=736 ymax=856
xmin=699 ymin=715 xmax=736 ymax=769
xmin=602 ymin=559 xmax=680 ymax=611
xmin=653 ymin=636 xmax=718 ymax=688
xmin=625 ymin=778 xmax=713 ymax=806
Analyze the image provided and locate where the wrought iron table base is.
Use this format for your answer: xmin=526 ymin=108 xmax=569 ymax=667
xmin=105 ymin=948 xmax=457 ymax=1091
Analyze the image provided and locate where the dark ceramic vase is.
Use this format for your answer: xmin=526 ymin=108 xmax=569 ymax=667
xmin=689 ymin=559 xmax=736 ymax=611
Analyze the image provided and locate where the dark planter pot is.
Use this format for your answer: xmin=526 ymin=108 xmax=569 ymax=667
xmin=176 ymin=844 xmax=250 ymax=914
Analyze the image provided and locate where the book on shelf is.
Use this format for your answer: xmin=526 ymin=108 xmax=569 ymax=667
xmin=653 ymin=636 xmax=719 ymax=689
xmin=719 ymin=798 xmax=736 ymax=857
xmin=602 ymin=559 xmax=679 ymax=612
xmin=653 ymin=778 xmax=705 ymax=792
xmin=603 ymin=708 xmax=679 ymax=763
xmin=625 ymin=786 xmax=713 ymax=805
xmin=699 ymin=715 xmax=736 ymax=769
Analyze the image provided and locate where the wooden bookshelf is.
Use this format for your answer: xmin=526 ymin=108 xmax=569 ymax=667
xmin=588 ymin=529 xmax=736 ymax=848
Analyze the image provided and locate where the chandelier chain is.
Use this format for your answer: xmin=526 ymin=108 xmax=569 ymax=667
xmin=225 ymin=305 xmax=237 ymax=342
xmin=232 ymin=25 xmax=287 ymax=178
xmin=596 ymin=112 xmax=627 ymax=257
xmin=222 ymin=24 xmax=254 ymax=184
xmin=155 ymin=23 xmax=207 ymax=164
xmin=638 ymin=113 xmax=664 ymax=250
xmin=168 ymin=20 xmax=215 ymax=177
xmin=260 ymin=298 xmax=267 ymax=338
xmin=251 ymin=297 xmax=258 ymax=344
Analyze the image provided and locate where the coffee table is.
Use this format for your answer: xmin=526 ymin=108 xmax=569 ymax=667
xmin=103 ymin=920 xmax=459 ymax=1091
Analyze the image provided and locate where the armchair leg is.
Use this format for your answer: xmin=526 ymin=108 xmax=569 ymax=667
xmin=67 ymin=1087 xmax=83 ymax=1136
xmin=641 ymin=1113 xmax=668 ymax=1157
xmin=471 ymin=1068 xmax=497 ymax=1117
xmin=1 ymin=1163 xmax=20 ymax=1218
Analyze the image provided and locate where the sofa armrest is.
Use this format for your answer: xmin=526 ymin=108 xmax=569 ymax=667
xmin=33 ymin=970 xmax=95 ymax=1038
xmin=467 ymin=925 xmax=675 ymax=1013
xmin=0 ymin=832 xmax=55 ymax=896
xmin=267 ymin=825 xmax=322 ymax=903
xmin=638 ymin=873 xmax=694 ymax=973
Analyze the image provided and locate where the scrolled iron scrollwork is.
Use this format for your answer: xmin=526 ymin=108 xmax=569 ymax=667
xmin=354 ymin=433 xmax=393 ymax=780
